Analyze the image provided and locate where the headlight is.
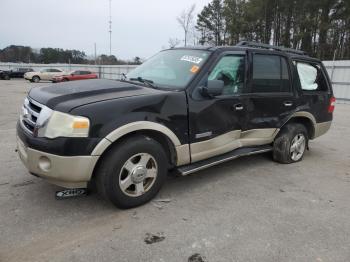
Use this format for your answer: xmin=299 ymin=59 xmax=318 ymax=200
xmin=37 ymin=111 xmax=90 ymax=138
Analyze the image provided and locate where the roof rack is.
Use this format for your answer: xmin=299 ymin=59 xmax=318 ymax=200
xmin=236 ymin=41 xmax=307 ymax=56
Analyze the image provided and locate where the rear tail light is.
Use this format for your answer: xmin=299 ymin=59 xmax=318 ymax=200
xmin=328 ymin=96 xmax=336 ymax=113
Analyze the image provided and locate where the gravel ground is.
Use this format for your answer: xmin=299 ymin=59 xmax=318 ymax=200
xmin=0 ymin=79 xmax=349 ymax=262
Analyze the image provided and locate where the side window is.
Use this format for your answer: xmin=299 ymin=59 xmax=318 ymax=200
xmin=208 ymin=55 xmax=245 ymax=95
xmin=252 ymin=54 xmax=291 ymax=93
xmin=296 ymin=62 xmax=328 ymax=91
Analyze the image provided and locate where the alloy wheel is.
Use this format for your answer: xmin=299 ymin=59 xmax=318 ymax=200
xmin=118 ymin=153 xmax=158 ymax=197
xmin=290 ymin=133 xmax=306 ymax=161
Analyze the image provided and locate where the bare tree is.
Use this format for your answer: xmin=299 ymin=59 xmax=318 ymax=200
xmin=177 ymin=4 xmax=196 ymax=47
xmin=168 ymin=38 xmax=181 ymax=48
xmin=191 ymin=25 xmax=199 ymax=46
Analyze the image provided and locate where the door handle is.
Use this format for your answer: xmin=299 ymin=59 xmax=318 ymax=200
xmin=233 ymin=104 xmax=244 ymax=111
xmin=283 ymin=101 xmax=293 ymax=107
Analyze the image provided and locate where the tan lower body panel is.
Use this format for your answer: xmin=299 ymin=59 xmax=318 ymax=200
xmin=314 ymin=121 xmax=332 ymax=138
xmin=176 ymin=144 xmax=191 ymax=166
xmin=190 ymin=128 xmax=278 ymax=163
xmin=17 ymin=137 xmax=98 ymax=188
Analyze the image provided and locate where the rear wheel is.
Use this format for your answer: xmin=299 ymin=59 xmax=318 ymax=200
xmin=273 ymin=123 xmax=308 ymax=164
xmin=95 ymin=135 xmax=168 ymax=209
xmin=4 ymin=75 xmax=10 ymax=80
xmin=32 ymin=76 xmax=40 ymax=83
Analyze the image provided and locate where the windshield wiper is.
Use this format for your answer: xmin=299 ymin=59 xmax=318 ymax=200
xmin=129 ymin=77 xmax=156 ymax=88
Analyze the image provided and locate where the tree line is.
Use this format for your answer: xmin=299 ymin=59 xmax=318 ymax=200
xmin=0 ymin=45 xmax=142 ymax=65
xmin=176 ymin=0 xmax=350 ymax=60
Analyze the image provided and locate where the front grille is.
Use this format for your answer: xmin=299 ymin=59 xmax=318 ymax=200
xmin=28 ymin=100 xmax=41 ymax=113
xmin=21 ymin=98 xmax=43 ymax=134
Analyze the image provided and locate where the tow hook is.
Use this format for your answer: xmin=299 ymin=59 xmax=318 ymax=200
xmin=55 ymin=188 xmax=88 ymax=200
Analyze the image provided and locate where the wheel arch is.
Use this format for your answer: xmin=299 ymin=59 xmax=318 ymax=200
xmin=280 ymin=112 xmax=316 ymax=139
xmin=32 ymin=75 xmax=40 ymax=80
xmin=90 ymin=121 xmax=190 ymax=179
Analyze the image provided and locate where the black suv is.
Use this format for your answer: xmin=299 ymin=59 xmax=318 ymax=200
xmin=16 ymin=42 xmax=335 ymax=208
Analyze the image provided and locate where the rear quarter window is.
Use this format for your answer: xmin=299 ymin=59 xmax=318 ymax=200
xmin=295 ymin=62 xmax=329 ymax=92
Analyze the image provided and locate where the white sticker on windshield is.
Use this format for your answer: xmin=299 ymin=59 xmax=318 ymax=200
xmin=180 ymin=55 xmax=203 ymax=64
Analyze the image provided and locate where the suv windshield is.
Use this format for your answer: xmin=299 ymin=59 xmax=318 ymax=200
xmin=126 ymin=49 xmax=210 ymax=89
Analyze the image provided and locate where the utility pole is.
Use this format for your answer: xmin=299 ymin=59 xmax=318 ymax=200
xmin=108 ymin=0 xmax=112 ymax=56
xmin=94 ymin=43 xmax=97 ymax=65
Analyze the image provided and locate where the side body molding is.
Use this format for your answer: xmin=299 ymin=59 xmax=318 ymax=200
xmin=91 ymin=121 xmax=191 ymax=166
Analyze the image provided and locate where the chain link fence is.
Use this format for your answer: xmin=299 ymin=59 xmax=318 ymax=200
xmin=323 ymin=60 xmax=350 ymax=101
xmin=1 ymin=61 xmax=350 ymax=101
xmin=0 ymin=62 xmax=138 ymax=80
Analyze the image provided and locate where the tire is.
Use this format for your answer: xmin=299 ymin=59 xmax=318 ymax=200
xmin=4 ymin=75 xmax=10 ymax=80
xmin=95 ymin=135 xmax=168 ymax=209
xmin=273 ymin=123 xmax=308 ymax=164
xmin=32 ymin=76 xmax=40 ymax=83
xmin=62 ymin=78 xmax=68 ymax=82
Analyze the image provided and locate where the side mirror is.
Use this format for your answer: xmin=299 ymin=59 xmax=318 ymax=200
xmin=201 ymin=79 xmax=224 ymax=97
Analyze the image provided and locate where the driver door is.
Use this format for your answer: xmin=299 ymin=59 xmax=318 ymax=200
xmin=71 ymin=71 xmax=81 ymax=80
xmin=188 ymin=51 xmax=249 ymax=163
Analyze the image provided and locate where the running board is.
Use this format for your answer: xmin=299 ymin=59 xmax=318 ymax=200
xmin=177 ymin=145 xmax=272 ymax=176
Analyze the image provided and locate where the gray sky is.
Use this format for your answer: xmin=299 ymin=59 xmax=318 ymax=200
xmin=0 ymin=0 xmax=210 ymax=60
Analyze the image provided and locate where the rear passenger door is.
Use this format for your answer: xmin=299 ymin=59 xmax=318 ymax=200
xmin=80 ymin=71 xmax=91 ymax=80
xmin=41 ymin=69 xmax=51 ymax=80
xmin=294 ymin=60 xmax=333 ymax=123
xmin=245 ymin=52 xmax=296 ymax=137
xmin=49 ymin=69 xmax=63 ymax=79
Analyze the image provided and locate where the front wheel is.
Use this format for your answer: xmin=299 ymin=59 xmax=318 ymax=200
xmin=273 ymin=123 xmax=308 ymax=164
xmin=32 ymin=76 xmax=40 ymax=83
xmin=95 ymin=135 xmax=168 ymax=208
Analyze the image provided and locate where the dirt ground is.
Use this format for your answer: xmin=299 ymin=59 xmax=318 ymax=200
xmin=0 ymin=79 xmax=349 ymax=262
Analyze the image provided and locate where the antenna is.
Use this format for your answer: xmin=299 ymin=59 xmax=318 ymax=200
xmin=108 ymin=0 xmax=112 ymax=56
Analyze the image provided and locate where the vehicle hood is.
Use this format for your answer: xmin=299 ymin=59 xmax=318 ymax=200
xmin=28 ymin=79 xmax=162 ymax=112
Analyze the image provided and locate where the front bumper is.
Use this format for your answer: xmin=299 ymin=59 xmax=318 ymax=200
xmin=17 ymin=136 xmax=99 ymax=188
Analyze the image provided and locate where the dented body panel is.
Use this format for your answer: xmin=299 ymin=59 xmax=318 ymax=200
xmin=16 ymin=46 xmax=334 ymax=188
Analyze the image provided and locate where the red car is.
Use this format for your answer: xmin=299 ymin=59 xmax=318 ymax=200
xmin=52 ymin=70 xmax=98 ymax=82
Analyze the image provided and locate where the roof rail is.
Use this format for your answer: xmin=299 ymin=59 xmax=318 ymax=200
xmin=236 ymin=41 xmax=307 ymax=56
